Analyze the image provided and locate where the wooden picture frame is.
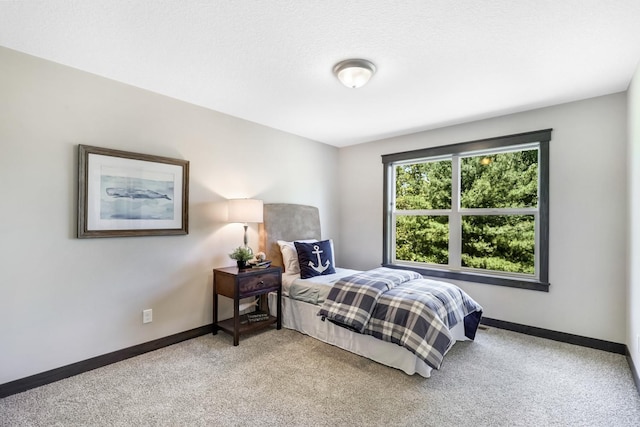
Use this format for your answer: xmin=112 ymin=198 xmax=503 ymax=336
xmin=77 ymin=145 xmax=189 ymax=238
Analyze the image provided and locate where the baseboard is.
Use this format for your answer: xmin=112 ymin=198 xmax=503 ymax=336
xmin=626 ymin=348 xmax=640 ymax=396
xmin=480 ymin=317 xmax=626 ymax=354
xmin=0 ymin=324 xmax=213 ymax=399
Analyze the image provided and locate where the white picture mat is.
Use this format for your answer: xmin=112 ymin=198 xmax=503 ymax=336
xmin=86 ymin=153 xmax=184 ymax=231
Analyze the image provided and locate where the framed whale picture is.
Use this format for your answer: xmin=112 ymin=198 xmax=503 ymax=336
xmin=77 ymin=145 xmax=189 ymax=238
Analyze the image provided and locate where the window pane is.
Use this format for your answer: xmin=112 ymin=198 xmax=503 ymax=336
xmin=396 ymin=215 xmax=449 ymax=265
xmin=395 ymin=159 xmax=451 ymax=210
xmin=460 ymin=149 xmax=538 ymax=209
xmin=461 ymin=215 xmax=534 ymax=274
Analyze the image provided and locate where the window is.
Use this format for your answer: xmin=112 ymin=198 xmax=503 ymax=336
xmin=382 ymin=129 xmax=551 ymax=291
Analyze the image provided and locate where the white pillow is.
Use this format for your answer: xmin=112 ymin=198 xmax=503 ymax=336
xmin=277 ymin=239 xmax=317 ymax=274
xmin=277 ymin=239 xmax=336 ymax=274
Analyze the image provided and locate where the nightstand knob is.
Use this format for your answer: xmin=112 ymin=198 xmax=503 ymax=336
xmin=259 ymin=280 xmax=264 ymax=285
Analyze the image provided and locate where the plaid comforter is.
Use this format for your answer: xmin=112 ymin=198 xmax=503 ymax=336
xmin=318 ymin=267 xmax=483 ymax=370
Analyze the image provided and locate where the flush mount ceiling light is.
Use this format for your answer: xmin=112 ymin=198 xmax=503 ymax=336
xmin=333 ymin=59 xmax=376 ymax=88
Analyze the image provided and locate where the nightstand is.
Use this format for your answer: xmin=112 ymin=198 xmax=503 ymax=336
xmin=213 ymin=266 xmax=282 ymax=346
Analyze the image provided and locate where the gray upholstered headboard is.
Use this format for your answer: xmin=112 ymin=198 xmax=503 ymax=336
xmin=259 ymin=203 xmax=321 ymax=269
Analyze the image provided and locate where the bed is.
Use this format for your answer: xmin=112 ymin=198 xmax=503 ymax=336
xmin=260 ymin=203 xmax=482 ymax=377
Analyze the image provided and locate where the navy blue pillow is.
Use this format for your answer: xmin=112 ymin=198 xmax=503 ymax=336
xmin=294 ymin=240 xmax=336 ymax=279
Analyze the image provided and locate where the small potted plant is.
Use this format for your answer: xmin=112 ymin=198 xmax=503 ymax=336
xmin=229 ymin=246 xmax=253 ymax=269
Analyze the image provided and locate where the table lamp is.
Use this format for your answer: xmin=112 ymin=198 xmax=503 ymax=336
xmin=227 ymin=198 xmax=263 ymax=254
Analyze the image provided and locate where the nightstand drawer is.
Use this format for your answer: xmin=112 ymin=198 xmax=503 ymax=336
xmin=238 ymin=271 xmax=280 ymax=294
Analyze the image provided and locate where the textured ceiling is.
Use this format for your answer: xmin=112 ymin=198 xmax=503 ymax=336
xmin=2 ymin=1 xmax=640 ymax=147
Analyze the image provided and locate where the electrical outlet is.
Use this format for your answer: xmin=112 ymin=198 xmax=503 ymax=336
xmin=143 ymin=309 xmax=152 ymax=324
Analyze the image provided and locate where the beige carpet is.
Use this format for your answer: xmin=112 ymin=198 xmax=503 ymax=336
xmin=1 ymin=326 xmax=639 ymax=426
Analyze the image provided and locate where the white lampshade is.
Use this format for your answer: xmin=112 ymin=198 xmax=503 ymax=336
xmin=228 ymin=199 xmax=263 ymax=223
xmin=333 ymin=59 xmax=376 ymax=89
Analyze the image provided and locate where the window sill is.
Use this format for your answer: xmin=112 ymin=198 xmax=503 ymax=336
xmin=382 ymin=263 xmax=550 ymax=292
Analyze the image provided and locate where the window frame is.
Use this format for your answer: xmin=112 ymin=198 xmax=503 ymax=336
xmin=382 ymin=129 xmax=551 ymax=292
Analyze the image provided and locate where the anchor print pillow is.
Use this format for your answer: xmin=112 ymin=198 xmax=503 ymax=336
xmin=277 ymin=239 xmax=318 ymax=274
xmin=294 ymin=240 xmax=336 ymax=279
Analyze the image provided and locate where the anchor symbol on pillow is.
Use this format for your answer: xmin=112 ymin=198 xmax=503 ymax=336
xmin=309 ymin=244 xmax=330 ymax=273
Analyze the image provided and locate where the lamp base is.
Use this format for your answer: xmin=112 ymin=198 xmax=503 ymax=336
xmin=242 ymin=224 xmax=253 ymax=256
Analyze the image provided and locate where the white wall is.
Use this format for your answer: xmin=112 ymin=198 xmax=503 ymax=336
xmin=339 ymin=93 xmax=628 ymax=344
xmin=628 ymin=61 xmax=640 ymax=378
xmin=0 ymin=47 xmax=340 ymax=384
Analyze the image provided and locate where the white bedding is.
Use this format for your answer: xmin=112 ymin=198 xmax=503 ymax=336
xmin=282 ymin=268 xmax=360 ymax=304
xmin=282 ymin=267 xmax=360 ymax=293
xmin=270 ymin=269 xmax=467 ymax=377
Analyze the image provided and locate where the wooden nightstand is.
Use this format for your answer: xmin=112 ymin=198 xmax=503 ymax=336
xmin=213 ymin=266 xmax=282 ymax=346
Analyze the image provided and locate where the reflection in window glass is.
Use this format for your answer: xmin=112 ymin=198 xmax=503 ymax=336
xmin=460 ymin=149 xmax=538 ymax=209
